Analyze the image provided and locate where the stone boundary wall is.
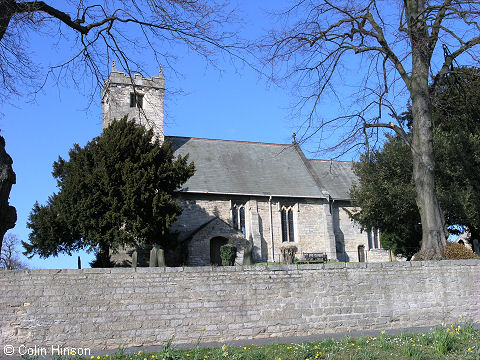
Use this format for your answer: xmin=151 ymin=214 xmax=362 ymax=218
xmin=1 ymin=260 xmax=479 ymax=356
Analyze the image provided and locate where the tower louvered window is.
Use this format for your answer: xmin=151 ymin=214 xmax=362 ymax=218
xmin=130 ymin=93 xmax=144 ymax=108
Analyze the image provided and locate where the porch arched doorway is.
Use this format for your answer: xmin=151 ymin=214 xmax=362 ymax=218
xmin=210 ymin=236 xmax=228 ymax=265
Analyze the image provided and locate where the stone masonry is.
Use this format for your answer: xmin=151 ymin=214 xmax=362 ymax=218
xmin=172 ymin=193 xmax=388 ymax=265
xmin=102 ymin=62 xmax=165 ymax=141
xmin=1 ymin=260 xmax=479 ymax=356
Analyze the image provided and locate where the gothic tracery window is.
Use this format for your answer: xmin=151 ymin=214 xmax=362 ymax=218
xmin=281 ymin=206 xmax=295 ymax=242
xmin=232 ymin=203 xmax=246 ymax=236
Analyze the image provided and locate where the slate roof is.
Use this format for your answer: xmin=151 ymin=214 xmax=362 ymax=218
xmin=167 ymin=136 xmax=357 ymax=200
xmin=308 ymin=160 xmax=358 ymax=200
xmin=167 ymin=136 xmax=325 ymax=198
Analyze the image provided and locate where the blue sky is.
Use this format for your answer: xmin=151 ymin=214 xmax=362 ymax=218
xmin=1 ymin=1 xmax=406 ymax=269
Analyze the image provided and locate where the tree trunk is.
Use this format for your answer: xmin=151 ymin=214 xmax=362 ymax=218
xmin=0 ymin=136 xmax=16 ymax=256
xmin=408 ymin=0 xmax=447 ymax=257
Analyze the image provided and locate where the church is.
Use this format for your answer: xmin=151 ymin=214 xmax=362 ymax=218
xmin=102 ymin=64 xmax=391 ymax=265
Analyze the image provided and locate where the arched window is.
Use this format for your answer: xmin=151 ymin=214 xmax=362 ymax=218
xmin=281 ymin=209 xmax=288 ymax=242
xmin=368 ymin=228 xmax=381 ymax=249
xmin=232 ymin=203 xmax=246 ymax=236
xmin=281 ymin=206 xmax=295 ymax=242
xmin=373 ymin=230 xmax=379 ymax=249
xmin=288 ymin=209 xmax=295 ymax=242
xmin=239 ymin=207 xmax=245 ymax=236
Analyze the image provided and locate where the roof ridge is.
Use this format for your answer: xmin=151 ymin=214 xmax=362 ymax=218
xmin=165 ymin=135 xmax=291 ymax=147
xmin=308 ymin=158 xmax=354 ymax=163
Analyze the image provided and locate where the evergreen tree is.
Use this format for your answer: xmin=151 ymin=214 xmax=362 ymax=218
xmin=350 ymin=136 xmax=421 ymax=259
xmin=24 ymin=118 xmax=194 ymax=266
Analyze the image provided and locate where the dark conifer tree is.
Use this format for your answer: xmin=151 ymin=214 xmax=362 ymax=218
xmin=24 ymin=117 xmax=194 ymax=266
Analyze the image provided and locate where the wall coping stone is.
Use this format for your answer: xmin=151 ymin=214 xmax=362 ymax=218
xmin=323 ymin=263 xmax=346 ymax=269
xmin=212 ymin=266 xmax=240 ymax=272
xmin=1 ymin=259 xmax=479 ymax=277
xmin=165 ymin=267 xmax=184 ymax=272
xmin=365 ymin=262 xmax=383 ymax=269
xmin=135 ymin=267 xmax=165 ymax=273
xmin=297 ymin=263 xmax=324 ymax=270
xmin=410 ymin=261 xmax=425 ymax=267
xmin=267 ymin=264 xmax=298 ymax=271
xmin=382 ymin=261 xmax=411 ymax=268
xmin=346 ymin=262 xmax=367 ymax=269
xmin=183 ymin=266 xmax=213 ymax=273
xmin=82 ymin=268 xmax=112 ymax=274
xmin=243 ymin=265 xmax=267 ymax=271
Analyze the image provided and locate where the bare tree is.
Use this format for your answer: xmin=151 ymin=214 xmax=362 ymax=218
xmin=263 ymin=0 xmax=480 ymax=257
xmin=1 ymin=233 xmax=27 ymax=269
xmin=0 ymin=0 xmax=244 ymax=255
xmin=0 ymin=0 xmax=243 ymax=102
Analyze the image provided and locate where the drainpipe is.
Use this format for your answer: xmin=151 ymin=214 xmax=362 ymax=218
xmin=269 ymin=196 xmax=275 ymax=262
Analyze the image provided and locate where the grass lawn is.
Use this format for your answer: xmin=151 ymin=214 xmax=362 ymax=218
xmin=33 ymin=323 xmax=479 ymax=360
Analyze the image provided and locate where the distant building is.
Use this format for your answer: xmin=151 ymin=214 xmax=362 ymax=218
xmin=102 ymin=64 xmax=391 ymax=265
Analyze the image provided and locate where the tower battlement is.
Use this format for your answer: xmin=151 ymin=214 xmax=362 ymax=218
xmin=102 ymin=62 xmax=165 ymax=141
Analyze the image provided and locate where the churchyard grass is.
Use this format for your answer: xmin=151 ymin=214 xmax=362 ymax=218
xmin=22 ymin=323 xmax=479 ymax=360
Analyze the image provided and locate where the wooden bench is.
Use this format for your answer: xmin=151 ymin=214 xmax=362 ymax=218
xmin=299 ymin=252 xmax=328 ymax=263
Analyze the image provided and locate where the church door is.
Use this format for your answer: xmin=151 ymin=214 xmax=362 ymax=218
xmin=358 ymin=245 xmax=365 ymax=262
xmin=210 ymin=237 xmax=228 ymax=265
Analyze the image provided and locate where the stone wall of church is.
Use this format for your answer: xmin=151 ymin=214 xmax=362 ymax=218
xmin=332 ymin=202 xmax=390 ymax=262
xmin=172 ymin=194 xmax=385 ymax=265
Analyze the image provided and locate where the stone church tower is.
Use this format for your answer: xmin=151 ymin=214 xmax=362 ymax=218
xmin=102 ymin=61 xmax=165 ymax=141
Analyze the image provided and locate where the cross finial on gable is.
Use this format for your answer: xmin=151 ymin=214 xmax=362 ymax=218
xmin=292 ymin=132 xmax=297 ymax=144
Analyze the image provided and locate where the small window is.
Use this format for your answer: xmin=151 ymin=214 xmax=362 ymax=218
xmin=130 ymin=93 xmax=144 ymax=108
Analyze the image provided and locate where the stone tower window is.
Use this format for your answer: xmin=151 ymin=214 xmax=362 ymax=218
xmin=281 ymin=207 xmax=295 ymax=242
xmin=130 ymin=93 xmax=144 ymax=108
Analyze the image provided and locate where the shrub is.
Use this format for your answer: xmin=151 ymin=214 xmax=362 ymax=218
xmin=280 ymin=244 xmax=297 ymax=264
xmin=412 ymin=248 xmax=443 ymax=261
xmin=220 ymin=244 xmax=237 ymax=266
xmin=442 ymin=242 xmax=478 ymax=260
